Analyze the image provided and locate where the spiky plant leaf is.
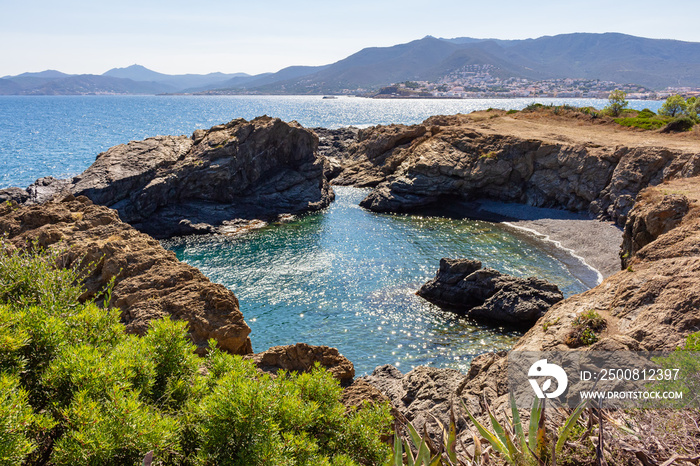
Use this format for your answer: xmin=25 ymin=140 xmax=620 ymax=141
xmin=446 ymin=409 xmax=458 ymax=464
xmin=528 ymin=397 xmax=542 ymax=453
xmin=470 ymin=430 xmax=482 ymax=465
xmin=509 ymin=392 xmax=528 ymax=457
xmin=407 ymin=422 xmax=423 ymax=451
xmin=404 ymin=439 xmax=416 ymax=466
xmin=460 ymin=400 xmax=509 ymax=459
xmin=429 ymin=452 xmax=443 ymax=466
xmin=555 ymin=400 xmax=588 ymax=455
xmin=393 ymin=429 xmax=404 ymax=466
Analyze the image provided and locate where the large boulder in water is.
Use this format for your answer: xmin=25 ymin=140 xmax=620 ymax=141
xmin=417 ymin=258 xmax=563 ymax=327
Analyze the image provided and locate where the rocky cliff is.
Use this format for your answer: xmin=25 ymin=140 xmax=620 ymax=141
xmin=331 ymin=112 xmax=700 ymax=226
xmin=0 ymin=195 xmax=252 ymax=354
xmin=3 ymin=116 xmax=334 ymax=238
xmin=363 ymin=175 xmax=700 ymax=458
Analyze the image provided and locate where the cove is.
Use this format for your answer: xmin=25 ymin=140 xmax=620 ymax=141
xmin=166 ymin=186 xmax=589 ymax=375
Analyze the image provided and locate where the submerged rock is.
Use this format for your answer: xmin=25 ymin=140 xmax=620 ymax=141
xmin=417 ymin=258 xmax=563 ymax=327
xmin=0 ymin=196 xmax=252 ymax=355
xmin=3 ymin=116 xmax=334 ymax=239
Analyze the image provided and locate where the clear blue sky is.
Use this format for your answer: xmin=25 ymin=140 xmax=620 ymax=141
xmin=2 ymin=0 xmax=699 ymax=77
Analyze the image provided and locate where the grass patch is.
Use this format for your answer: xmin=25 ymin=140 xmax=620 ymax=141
xmin=479 ymin=150 xmax=498 ymax=159
xmin=566 ymin=310 xmax=606 ymax=347
xmin=614 ymin=109 xmax=672 ymax=130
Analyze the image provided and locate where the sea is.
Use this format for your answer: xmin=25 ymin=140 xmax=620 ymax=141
xmin=0 ymin=95 xmax=658 ymax=374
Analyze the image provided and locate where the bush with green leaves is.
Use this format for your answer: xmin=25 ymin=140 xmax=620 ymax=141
xmin=614 ymin=108 xmax=672 ymax=130
xmin=658 ymin=94 xmax=688 ymax=118
xmin=0 ymin=243 xmax=392 ymax=465
xmin=650 ymin=331 xmax=700 ymax=409
xmin=604 ymin=90 xmax=628 ymax=117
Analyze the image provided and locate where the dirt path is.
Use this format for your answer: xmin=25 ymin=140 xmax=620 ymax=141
xmin=467 ymin=111 xmax=700 ymax=152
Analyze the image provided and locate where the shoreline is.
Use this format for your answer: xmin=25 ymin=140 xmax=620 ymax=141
xmin=473 ymin=200 xmax=623 ymax=288
xmin=416 ymin=199 xmax=622 ymax=290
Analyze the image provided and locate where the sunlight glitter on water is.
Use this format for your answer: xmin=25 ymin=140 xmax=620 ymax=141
xmin=166 ymin=187 xmax=588 ymax=375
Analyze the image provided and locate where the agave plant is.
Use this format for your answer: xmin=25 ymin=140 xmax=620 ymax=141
xmin=391 ymin=408 xmax=474 ymax=466
xmin=390 ymin=394 xmax=588 ymax=466
xmin=461 ymin=393 xmax=588 ymax=466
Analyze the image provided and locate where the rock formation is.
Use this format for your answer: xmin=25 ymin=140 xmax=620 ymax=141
xmin=313 ymin=127 xmax=359 ymax=181
xmin=247 ymin=342 xmax=355 ymax=386
xmin=417 ymin=258 xmax=563 ymax=327
xmin=620 ymin=190 xmax=691 ymax=268
xmin=330 ymin=124 xmax=427 ymax=187
xmin=327 ymin=113 xmax=700 ymax=226
xmin=364 ymin=175 xmax=700 ymax=455
xmin=0 ymin=195 xmax=252 ymax=355
xmin=3 ymin=116 xmax=334 ymax=238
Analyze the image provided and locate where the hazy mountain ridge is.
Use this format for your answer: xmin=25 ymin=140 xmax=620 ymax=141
xmin=2 ymin=33 xmax=699 ymax=95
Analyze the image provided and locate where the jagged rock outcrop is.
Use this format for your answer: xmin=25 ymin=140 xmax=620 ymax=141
xmin=620 ymin=190 xmax=692 ymax=268
xmin=346 ymin=114 xmax=700 ymax=226
xmin=418 ymin=258 xmax=563 ymax=327
xmin=362 ymin=365 xmax=469 ymax=433
xmin=247 ymin=342 xmax=355 ymax=386
xmin=313 ymin=127 xmax=359 ymax=181
xmin=330 ymin=124 xmax=428 ymax=187
xmin=366 ymin=176 xmax=700 ymax=453
xmin=0 ymin=195 xmax=252 ymax=355
xmin=3 ymin=116 xmax=334 ymax=238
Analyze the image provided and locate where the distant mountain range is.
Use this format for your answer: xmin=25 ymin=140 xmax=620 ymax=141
xmin=2 ymin=33 xmax=699 ymax=95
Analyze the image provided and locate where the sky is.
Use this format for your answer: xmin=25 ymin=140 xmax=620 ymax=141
xmin=2 ymin=0 xmax=700 ymax=77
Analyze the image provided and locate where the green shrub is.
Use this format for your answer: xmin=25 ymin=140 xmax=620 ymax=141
xmin=661 ymin=116 xmax=696 ymax=133
xmin=523 ymin=103 xmax=545 ymax=112
xmin=566 ymin=310 xmax=606 ymax=347
xmin=51 ymin=387 xmax=181 ymax=466
xmin=0 ymin=373 xmax=54 ymax=466
xmin=143 ymin=318 xmax=201 ymax=410
xmin=614 ymin=113 xmax=671 ymax=130
xmin=604 ymin=89 xmax=628 ymax=116
xmin=0 ymin=244 xmax=393 ymax=465
xmin=650 ymin=331 xmax=700 ymax=409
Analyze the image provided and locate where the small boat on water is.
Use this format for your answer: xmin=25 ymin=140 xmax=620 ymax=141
xmin=322 ymin=95 xmax=338 ymax=99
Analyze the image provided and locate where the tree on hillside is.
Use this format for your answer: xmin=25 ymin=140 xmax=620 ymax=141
xmin=687 ymin=97 xmax=699 ymax=120
xmin=605 ymin=89 xmax=628 ymax=116
xmin=658 ymin=94 xmax=688 ymax=117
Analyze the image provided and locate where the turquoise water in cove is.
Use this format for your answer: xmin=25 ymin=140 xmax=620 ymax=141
xmin=166 ymin=187 xmax=588 ymax=375
xmin=1 ymin=95 xmax=619 ymax=374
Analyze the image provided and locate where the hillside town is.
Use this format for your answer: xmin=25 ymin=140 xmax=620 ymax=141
xmin=372 ymin=64 xmax=700 ymax=99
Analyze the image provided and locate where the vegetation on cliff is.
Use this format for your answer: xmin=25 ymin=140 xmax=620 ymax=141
xmin=0 ymin=244 xmax=392 ymax=465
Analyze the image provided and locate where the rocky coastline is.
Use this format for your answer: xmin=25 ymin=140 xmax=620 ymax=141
xmin=3 ymin=110 xmax=700 ymax=460
xmin=1 ymin=116 xmax=334 ymax=238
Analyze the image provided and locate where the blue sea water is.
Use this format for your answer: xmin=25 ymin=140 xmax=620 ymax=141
xmin=165 ymin=187 xmax=587 ymax=375
xmin=0 ymin=95 xmax=661 ymax=189
xmin=0 ymin=95 xmax=633 ymax=374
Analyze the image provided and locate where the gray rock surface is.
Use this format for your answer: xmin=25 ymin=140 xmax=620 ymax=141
xmin=418 ymin=258 xmax=563 ymax=327
xmin=3 ymin=116 xmax=334 ymax=238
xmin=347 ymin=114 xmax=700 ymax=226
